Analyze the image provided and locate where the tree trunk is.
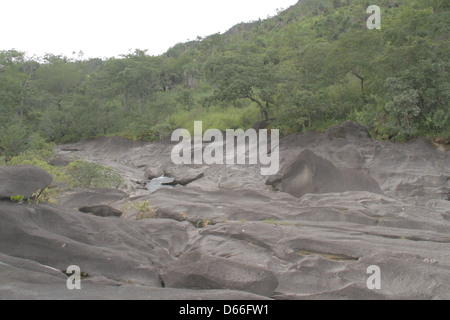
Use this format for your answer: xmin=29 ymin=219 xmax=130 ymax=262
xmin=352 ymin=71 xmax=365 ymax=95
xmin=246 ymin=95 xmax=269 ymax=122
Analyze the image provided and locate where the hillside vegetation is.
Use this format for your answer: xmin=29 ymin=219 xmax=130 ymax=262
xmin=0 ymin=0 xmax=449 ymax=158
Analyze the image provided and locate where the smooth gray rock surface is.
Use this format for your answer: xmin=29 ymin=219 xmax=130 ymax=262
xmin=0 ymin=165 xmax=53 ymax=200
xmin=0 ymin=202 xmax=192 ymax=287
xmin=161 ymin=250 xmax=279 ymax=297
xmin=1 ymin=122 xmax=449 ymax=300
xmin=0 ymin=253 xmax=268 ymax=300
xmin=266 ymin=149 xmax=384 ymax=198
xmin=58 ymin=188 xmax=129 ymax=209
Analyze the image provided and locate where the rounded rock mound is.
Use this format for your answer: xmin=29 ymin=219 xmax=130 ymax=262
xmin=267 ymin=149 xmax=384 ymax=198
xmin=0 ymin=165 xmax=53 ymax=200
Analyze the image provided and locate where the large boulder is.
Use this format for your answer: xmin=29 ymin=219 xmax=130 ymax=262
xmin=0 ymin=165 xmax=53 ymax=200
xmin=266 ymin=149 xmax=384 ymax=198
xmin=161 ymin=250 xmax=279 ymax=297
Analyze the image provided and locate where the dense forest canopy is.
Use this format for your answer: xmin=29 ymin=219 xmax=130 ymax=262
xmin=0 ymin=0 xmax=449 ymax=158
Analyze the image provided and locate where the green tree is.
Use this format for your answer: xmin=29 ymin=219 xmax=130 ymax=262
xmin=0 ymin=122 xmax=27 ymax=157
xmin=66 ymin=160 xmax=123 ymax=189
xmin=325 ymin=30 xmax=384 ymax=96
xmin=205 ymin=51 xmax=277 ymax=121
xmin=384 ymin=78 xmax=421 ymax=140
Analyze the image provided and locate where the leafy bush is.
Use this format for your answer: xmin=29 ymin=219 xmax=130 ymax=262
xmin=66 ymin=160 xmax=123 ymax=189
xmin=170 ymin=105 xmax=260 ymax=134
xmin=196 ymin=218 xmax=213 ymax=228
xmin=0 ymin=124 xmax=27 ymax=158
xmin=8 ymin=149 xmax=56 ymax=164
xmin=10 ymin=195 xmax=24 ymax=203
xmin=135 ymin=121 xmax=174 ymax=141
xmin=7 ymin=149 xmax=68 ymax=184
xmin=152 ymin=121 xmax=174 ymax=140
xmin=29 ymin=188 xmax=58 ymax=205
xmin=121 ymin=200 xmax=157 ymax=220
xmin=384 ymin=78 xmax=421 ymax=140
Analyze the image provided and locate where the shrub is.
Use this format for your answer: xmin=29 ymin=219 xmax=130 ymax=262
xmin=196 ymin=218 xmax=213 ymax=228
xmin=384 ymin=78 xmax=421 ymax=140
xmin=8 ymin=149 xmax=56 ymax=164
xmin=29 ymin=188 xmax=58 ymax=205
xmin=0 ymin=125 xmax=27 ymax=158
xmin=121 ymin=200 xmax=157 ymax=220
xmin=7 ymin=149 xmax=68 ymax=184
xmin=66 ymin=160 xmax=123 ymax=189
xmin=10 ymin=195 xmax=24 ymax=203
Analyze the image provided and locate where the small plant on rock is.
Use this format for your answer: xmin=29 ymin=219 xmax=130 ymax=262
xmin=10 ymin=195 xmax=24 ymax=203
xmin=196 ymin=218 xmax=213 ymax=228
xmin=29 ymin=188 xmax=58 ymax=205
xmin=121 ymin=200 xmax=157 ymax=220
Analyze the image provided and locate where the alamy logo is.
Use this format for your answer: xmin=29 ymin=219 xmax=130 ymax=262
xmin=367 ymin=5 xmax=381 ymax=29
xmin=366 ymin=265 xmax=381 ymax=290
xmin=66 ymin=265 xmax=81 ymax=290
xmin=171 ymin=121 xmax=279 ymax=176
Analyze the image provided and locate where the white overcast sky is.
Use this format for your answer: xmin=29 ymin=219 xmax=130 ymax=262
xmin=1 ymin=0 xmax=298 ymax=59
